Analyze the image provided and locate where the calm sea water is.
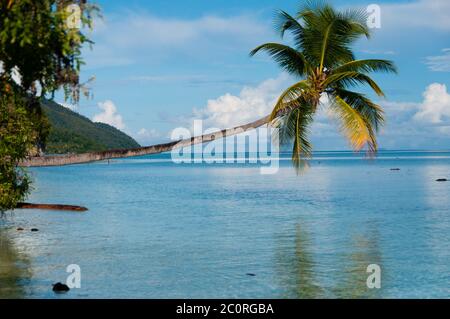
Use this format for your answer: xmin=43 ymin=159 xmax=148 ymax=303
xmin=1 ymin=150 xmax=450 ymax=298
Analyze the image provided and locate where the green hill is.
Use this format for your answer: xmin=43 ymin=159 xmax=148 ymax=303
xmin=41 ymin=100 xmax=140 ymax=154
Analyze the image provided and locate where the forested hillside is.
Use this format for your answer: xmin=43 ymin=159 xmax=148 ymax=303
xmin=42 ymin=100 xmax=140 ymax=154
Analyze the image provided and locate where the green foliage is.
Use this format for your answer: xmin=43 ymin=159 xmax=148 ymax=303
xmin=251 ymin=1 xmax=397 ymax=171
xmin=0 ymin=0 xmax=97 ymax=211
xmin=0 ymin=87 xmax=33 ymax=211
xmin=42 ymin=100 xmax=140 ymax=154
xmin=0 ymin=0 xmax=97 ymax=100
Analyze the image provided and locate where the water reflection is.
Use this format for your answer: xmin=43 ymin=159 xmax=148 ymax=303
xmin=276 ymin=225 xmax=323 ymax=298
xmin=276 ymin=224 xmax=382 ymax=298
xmin=0 ymin=227 xmax=31 ymax=299
xmin=332 ymin=230 xmax=382 ymax=298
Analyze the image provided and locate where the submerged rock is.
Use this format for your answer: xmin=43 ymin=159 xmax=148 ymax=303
xmin=436 ymin=178 xmax=448 ymax=182
xmin=17 ymin=227 xmax=24 ymax=231
xmin=52 ymin=282 xmax=70 ymax=293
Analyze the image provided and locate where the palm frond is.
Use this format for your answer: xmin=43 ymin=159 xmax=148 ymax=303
xmin=274 ymin=10 xmax=304 ymax=45
xmin=332 ymin=89 xmax=384 ymax=131
xmin=269 ymin=80 xmax=310 ymax=121
xmin=296 ymin=1 xmax=370 ymax=68
xmin=332 ymin=59 xmax=397 ymax=74
xmin=272 ymin=105 xmax=314 ymax=173
xmin=250 ymin=43 xmax=310 ymax=77
xmin=330 ymin=95 xmax=377 ymax=154
xmin=324 ymin=71 xmax=385 ymax=97
xmin=336 ymin=8 xmax=370 ymax=39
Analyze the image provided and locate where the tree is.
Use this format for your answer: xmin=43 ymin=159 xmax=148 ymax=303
xmin=0 ymin=0 xmax=97 ymax=211
xmin=0 ymin=85 xmax=33 ymax=210
xmin=250 ymin=1 xmax=397 ymax=170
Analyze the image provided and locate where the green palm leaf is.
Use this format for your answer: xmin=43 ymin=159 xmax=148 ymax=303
xmin=269 ymin=80 xmax=310 ymax=121
xmin=324 ymin=71 xmax=385 ymax=97
xmin=274 ymin=10 xmax=304 ymax=44
xmin=332 ymin=59 xmax=397 ymax=74
xmin=273 ymin=105 xmax=314 ymax=172
xmin=250 ymin=43 xmax=310 ymax=77
xmin=296 ymin=1 xmax=369 ymax=68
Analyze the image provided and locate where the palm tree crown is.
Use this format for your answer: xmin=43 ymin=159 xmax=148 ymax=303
xmin=250 ymin=1 xmax=397 ymax=171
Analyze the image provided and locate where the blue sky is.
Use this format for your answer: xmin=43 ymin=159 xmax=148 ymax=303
xmin=63 ymin=0 xmax=450 ymax=150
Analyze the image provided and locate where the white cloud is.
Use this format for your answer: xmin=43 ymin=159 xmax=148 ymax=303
xmin=425 ymin=48 xmax=450 ymax=72
xmin=375 ymin=83 xmax=450 ymax=149
xmin=414 ymin=83 xmax=450 ymax=123
xmin=192 ymin=74 xmax=290 ymax=128
xmin=92 ymin=100 xmax=126 ymax=130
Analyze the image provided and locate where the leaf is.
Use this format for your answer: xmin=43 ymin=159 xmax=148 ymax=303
xmin=269 ymin=80 xmax=310 ymax=121
xmin=272 ymin=105 xmax=314 ymax=173
xmin=330 ymin=95 xmax=377 ymax=154
xmin=250 ymin=42 xmax=310 ymax=77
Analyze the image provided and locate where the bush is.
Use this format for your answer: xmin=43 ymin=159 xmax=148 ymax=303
xmin=0 ymin=85 xmax=35 ymax=211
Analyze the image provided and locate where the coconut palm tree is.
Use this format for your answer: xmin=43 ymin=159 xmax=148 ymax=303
xmin=22 ymin=1 xmax=396 ymax=170
xmin=250 ymin=1 xmax=397 ymax=170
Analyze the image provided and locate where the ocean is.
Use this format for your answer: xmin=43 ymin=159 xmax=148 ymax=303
xmin=1 ymin=150 xmax=449 ymax=298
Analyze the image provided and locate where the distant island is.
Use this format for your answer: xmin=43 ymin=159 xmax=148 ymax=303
xmin=42 ymin=100 xmax=140 ymax=154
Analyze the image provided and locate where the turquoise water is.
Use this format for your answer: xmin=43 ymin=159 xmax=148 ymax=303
xmin=1 ymin=151 xmax=450 ymax=298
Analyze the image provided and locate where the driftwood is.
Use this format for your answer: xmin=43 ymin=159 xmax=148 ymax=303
xmin=20 ymin=116 xmax=270 ymax=167
xmin=16 ymin=202 xmax=88 ymax=212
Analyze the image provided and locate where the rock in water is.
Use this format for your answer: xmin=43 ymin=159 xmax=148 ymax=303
xmin=17 ymin=227 xmax=24 ymax=231
xmin=436 ymin=178 xmax=448 ymax=182
xmin=30 ymin=228 xmax=39 ymax=232
xmin=52 ymin=282 xmax=70 ymax=293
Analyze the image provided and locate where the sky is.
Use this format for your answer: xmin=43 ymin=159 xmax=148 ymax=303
xmin=61 ymin=0 xmax=450 ymax=150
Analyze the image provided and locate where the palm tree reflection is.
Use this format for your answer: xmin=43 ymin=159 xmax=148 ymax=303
xmin=276 ymin=224 xmax=383 ymax=298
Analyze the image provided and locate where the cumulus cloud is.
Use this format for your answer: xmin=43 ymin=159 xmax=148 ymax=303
xmin=426 ymin=48 xmax=450 ymax=72
xmin=376 ymin=83 xmax=450 ymax=148
xmin=92 ymin=100 xmax=126 ymax=130
xmin=414 ymin=83 xmax=450 ymax=123
xmin=191 ymin=74 xmax=290 ymax=128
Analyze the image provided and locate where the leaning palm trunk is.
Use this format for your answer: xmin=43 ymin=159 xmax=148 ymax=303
xmin=20 ymin=116 xmax=270 ymax=167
